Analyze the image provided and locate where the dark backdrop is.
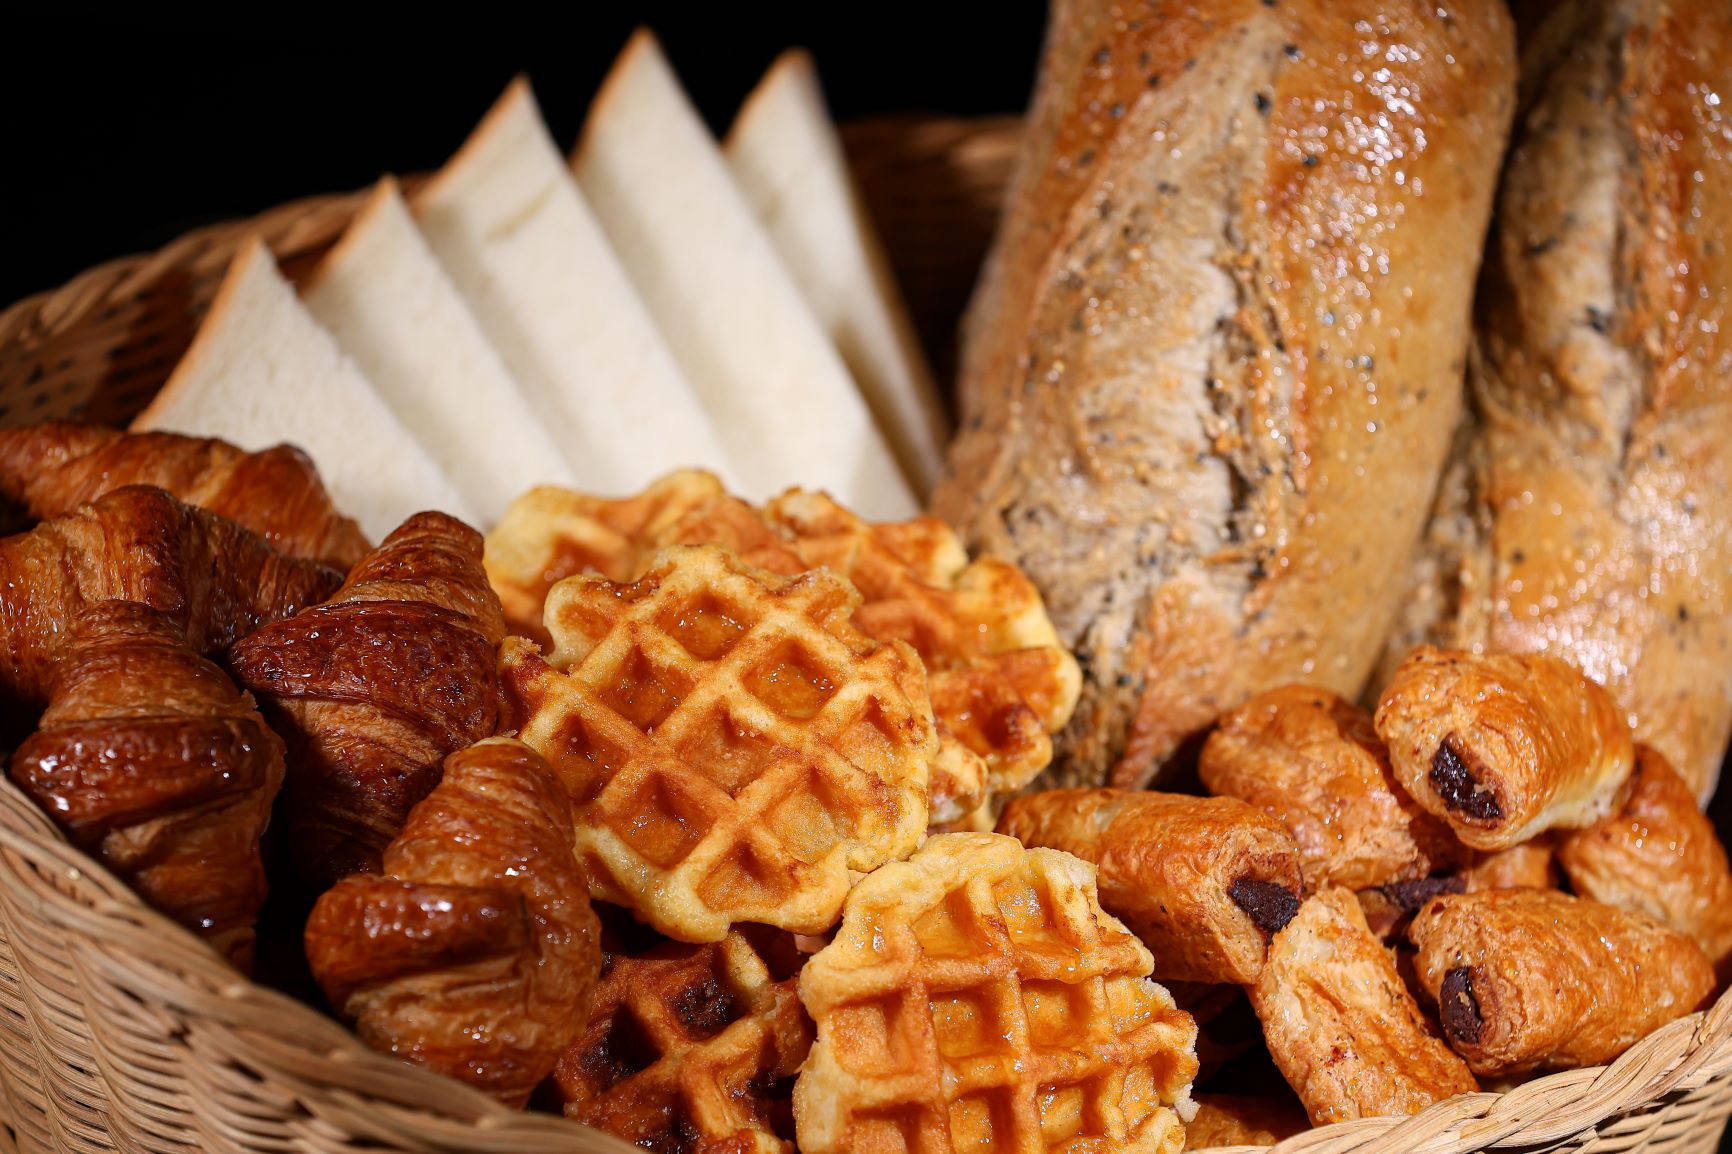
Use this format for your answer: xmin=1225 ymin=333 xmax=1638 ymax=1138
xmin=6 ymin=10 xmax=1732 ymax=1152
xmin=0 ymin=6 xmax=1045 ymax=307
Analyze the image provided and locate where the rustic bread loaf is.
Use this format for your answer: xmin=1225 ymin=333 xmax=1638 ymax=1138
xmin=1380 ymin=0 xmax=1732 ymax=802
xmin=932 ymin=0 xmax=1517 ymax=787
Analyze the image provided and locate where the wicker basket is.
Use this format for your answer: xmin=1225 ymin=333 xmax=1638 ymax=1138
xmin=0 ymin=115 xmax=1730 ymax=1154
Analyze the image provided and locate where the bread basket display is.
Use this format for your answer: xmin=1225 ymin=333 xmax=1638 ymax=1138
xmin=4 ymin=3 xmax=1732 ymax=1153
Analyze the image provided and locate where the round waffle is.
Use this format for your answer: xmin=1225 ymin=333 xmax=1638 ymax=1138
xmin=554 ymin=916 xmax=812 ymax=1153
xmin=500 ymin=544 xmax=936 ymax=942
xmin=793 ymin=832 xmax=1198 ymax=1154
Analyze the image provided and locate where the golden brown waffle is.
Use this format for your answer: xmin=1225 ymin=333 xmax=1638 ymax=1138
xmin=500 ymin=544 xmax=935 ymax=942
xmin=793 ymin=832 xmax=1198 ymax=1154
xmin=553 ymin=916 xmax=812 ymax=1154
xmin=484 ymin=471 xmax=728 ymax=641
xmin=488 ymin=477 xmax=1081 ymax=822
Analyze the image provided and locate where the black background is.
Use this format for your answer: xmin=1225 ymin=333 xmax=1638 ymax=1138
xmin=7 ymin=9 xmax=1732 ymax=1151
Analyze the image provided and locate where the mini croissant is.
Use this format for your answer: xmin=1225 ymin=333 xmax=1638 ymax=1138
xmin=304 ymin=738 xmax=601 ymax=1107
xmin=0 ymin=485 xmax=342 ymax=705
xmin=0 ymin=423 xmax=369 ymax=570
xmin=10 ymin=601 xmax=286 ymax=969
xmin=229 ymin=511 xmax=506 ymax=887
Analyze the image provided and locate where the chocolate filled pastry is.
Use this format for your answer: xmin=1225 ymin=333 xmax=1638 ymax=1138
xmin=0 ymin=423 xmax=369 ymax=571
xmin=1409 ymin=889 xmax=1715 ymax=1076
xmin=997 ymin=788 xmax=1302 ymax=984
xmin=1251 ymin=887 xmax=1478 ymax=1124
xmin=1464 ymin=837 xmax=1558 ymax=893
xmin=1375 ymin=647 xmax=1634 ymax=849
xmin=230 ymin=512 xmax=506 ymax=887
xmin=0 ymin=486 xmax=341 ymax=706
xmin=10 ymin=602 xmax=285 ymax=969
xmin=1559 ymin=747 xmax=1732 ymax=977
xmin=304 ymin=738 xmax=601 ymax=1107
xmin=1202 ymin=685 xmax=1467 ymax=891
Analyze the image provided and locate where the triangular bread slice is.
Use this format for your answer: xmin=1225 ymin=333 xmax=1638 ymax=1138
xmin=573 ymin=31 xmax=918 ymax=519
xmin=303 ymin=177 xmax=577 ymax=524
xmin=726 ymin=50 xmax=950 ymax=499
xmin=412 ymin=77 xmax=735 ymax=493
xmin=132 ymin=238 xmax=475 ymax=539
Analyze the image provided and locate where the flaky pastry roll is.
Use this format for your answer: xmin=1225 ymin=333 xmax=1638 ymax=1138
xmin=1202 ymin=685 xmax=1466 ymax=891
xmin=1251 ymin=887 xmax=1478 ymax=1124
xmin=1558 ymin=746 xmax=1732 ymax=978
xmin=1409 ymin=889 xmax=1715 ymax=1075
xmin=998 ymin=788 xmax=1302 ymax=985
xmin=1184 ymin=1093 xmax=1309 ymax=1149
xmin=1375 ymin=647 xmax=1634 ymax=849
xmin=1463 ymin=837 xmax=1559 ymax=893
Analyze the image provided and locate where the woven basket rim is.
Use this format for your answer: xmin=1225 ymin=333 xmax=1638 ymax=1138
xmin=0 ymin=115 xmax=1727 ymax=1154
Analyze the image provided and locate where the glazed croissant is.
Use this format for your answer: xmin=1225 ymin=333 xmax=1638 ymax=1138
xmin=10 ymin=601 xmax=285 ymax=969
xmin=304 ymin=738 xmax=601 ymax=1107
xmin=0 ymin=485 xmax=342 ymax=705
xmin=0 ymin=423 xmax=369 ymax=570
xmin=230 ymin=512 xmax=506 ymax=887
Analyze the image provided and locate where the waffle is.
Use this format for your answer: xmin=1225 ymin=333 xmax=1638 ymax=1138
xmin=793 ymin=832 xmax=1198 ymax=1154
xmin=554 ymin=916 xmax=812 ymax=1154
xmin=488 ymin=476 xmax=1081 ymax=822
xmin=500 ymin=544 xmax=935 ymax=942
xmin=484 ymin=471 xmax=728 ymax=640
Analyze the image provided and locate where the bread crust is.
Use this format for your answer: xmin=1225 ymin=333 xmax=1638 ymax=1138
xmin=1375 ymin=647 xmax=1634 ymax=849
xmin=932 ymin=0 xmax=1516 ymax=788
xmin=1251 ymin=887 xmax=1478 ymax=1124
xmin=997 ymin=788 xmax=1302 ymax=984
xmin=1388 ymin=0 xmax=1732 ymax=801
xmin=1409 ymin=888 xmax=1715 ymax=1075
xmin=1201 ymin=685 xmax=1466 ymax=891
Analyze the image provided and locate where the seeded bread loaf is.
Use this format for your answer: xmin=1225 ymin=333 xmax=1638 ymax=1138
xmin=1380 ymin=0 xmax=1732 ymax=803
xmin=932 ymin=0 xmax=1517 ymax=787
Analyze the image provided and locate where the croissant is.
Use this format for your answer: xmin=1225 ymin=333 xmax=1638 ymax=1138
xmin=0 ymin=485 xmax=342 ymax=706
xmin=10 ymin=601 xmax=285 ymax=969
xmin=304 ymin=738 xmax=601 ymax=1107
xmin=0 ymin=423 xmax=369 ymax=570
xmin=230 ymin=512 xmax=506 ymax=886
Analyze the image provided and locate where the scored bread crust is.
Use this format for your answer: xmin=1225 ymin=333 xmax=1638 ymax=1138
xmin=1377 ymin=0 xmax=1732 ymax=803
xmin=931 ymin=0 xmax=1517 ymax=789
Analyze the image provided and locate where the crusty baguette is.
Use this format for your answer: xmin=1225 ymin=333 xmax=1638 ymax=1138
xmin=303 ymin=178 xmax=577 ymax=524
xmin=932 ymin=0 xmax=1516 ymax=788
xmin=1379 ymin=0 xmax=1732 ymax=802
xmin=573 ymin=31 xmax=918 ymax=519
xmin=412 ymin=78 xmax=736 ymax=494
xmin=132 ymin=239 xmax=474 ymax=538
xmin=726 ymin=50 xmax=951 ymax=499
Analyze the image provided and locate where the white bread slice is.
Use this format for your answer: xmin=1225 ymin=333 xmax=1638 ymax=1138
xmin=132 ymin=238 xmax=475 ymax=540
xmin=412 ymin=78 xmax=735 ymax=493
xmin=726 ymin=50 xmax=950 ymax=499
xmin=573 ymin=31 xmax=918 ymax=519
xmin=303 ymin=177 xmax=577 ymax=524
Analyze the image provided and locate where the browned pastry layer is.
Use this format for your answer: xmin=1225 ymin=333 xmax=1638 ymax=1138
xmin=0 ymin=485 xmax=341 ymax=705
xmin=1559 ymin=746 xmax=1732 ymax=979
xmin=998 ymin=788 xmax=1302 ymax=984
xmin=304 ymin=738 xmax=600 ymax=1107
xmin=1251 ymin=887 xmax=1478 ymax=1124
xmin=1379 ymin=0 xmax=1732 ymax=802
xmin=1202 ymin=685 xmax=1467 ymax=891
xmin=1463 ymin=837 xmax=1559 ymax=893
xmin=0 ymin=422 xmax=369 ymax=570
xmin=1409 ymin=888 xmax=1715 ymax=1076
xmin=930 ymin=0 xmax=1516 ymax=790
xmin=1184 ymin=1093 xmax=1309 ymax=1149
xmin=10 ymin=602 xmax=284 ymax=969
xmin=230 ymin=512 xmax=505 ymax=887
xmin=1375 ymin=647 xmax=1634 ymax=849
